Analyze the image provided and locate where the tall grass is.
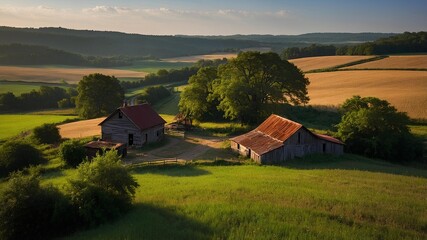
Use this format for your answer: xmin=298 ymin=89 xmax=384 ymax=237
xmin=60 ymin=159 xmax=427 ymax=240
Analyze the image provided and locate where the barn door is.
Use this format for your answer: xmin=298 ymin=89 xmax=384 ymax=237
xmin=128 ymin=134 xmax=134 ymax=146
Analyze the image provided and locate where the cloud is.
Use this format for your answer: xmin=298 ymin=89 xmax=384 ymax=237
xmin=0 ymin=5 xmax=292 ymax=35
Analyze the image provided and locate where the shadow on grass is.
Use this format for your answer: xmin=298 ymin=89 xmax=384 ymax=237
xmin=67 ymin=203 xmax=212 ymax=240
xmin=283 ymin=154 xmax=427 ymax=178
xmin=130 ymin=164 xmax=211 ymax=177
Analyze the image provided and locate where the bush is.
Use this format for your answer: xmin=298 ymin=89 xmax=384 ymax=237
xmin=33 ymin=123 xmax=61 ymax=144
xmin=337 ymin=96 xmax=423 ymax=163
xmin=0 ymin=172 xmax=79 ymax=240
xmin=59 ymin=140 xmax=86 ymax=167
xmin=67 ymin=150 xmax=139 ymax=226
xmin=0 ymin=141 xmax=44 ymax=177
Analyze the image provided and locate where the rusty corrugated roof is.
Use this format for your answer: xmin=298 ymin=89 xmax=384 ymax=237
xmin=84 ymin=140 xmax=125 ymax=149
xmin=231 ymin=114 xmax=344 ymax=155
xmin=231 ymin=130 xmax=284 ymax=155
xmin=255 ymin=114 xmax=302 ymax=141
xmin=315 ymin=133 xmax=344 ymax=145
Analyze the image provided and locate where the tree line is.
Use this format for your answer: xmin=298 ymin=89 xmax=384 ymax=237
xmin=0 ymin=86 xmax=77 ymax=112
xmin=282 ymin=32 xmax=427 ymax=59
xmin=120 ymin=59 xmax=227 ymax=90
xmin=0 ymin=44 xmax=132 ymax=67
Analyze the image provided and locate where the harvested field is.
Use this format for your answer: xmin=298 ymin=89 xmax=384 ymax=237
xmin=307 ymin=70 xmax=427 ymax=119
xmin=162 ymin=53 xmax=237 ymax=62
xmin=343 ymin=55 xmax=427 ymax=69
xmin=58 ymin=117 xmax=105 ymax=139
xmin=289 ymin=56 xmax=373 ymax=72
xmin=0 ymin=66 xmax=147 ymax=84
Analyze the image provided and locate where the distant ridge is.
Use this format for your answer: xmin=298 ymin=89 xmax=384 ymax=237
xmin=0 ymin=26 xmax=395 ymax=58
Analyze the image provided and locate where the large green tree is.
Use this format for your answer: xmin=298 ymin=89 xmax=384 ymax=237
xmin=76 ymin=73 xmax=124 ymax=119
xmin=337 ymin=96 xmax=422 ymax=162
xmin=178 ymin=66 xmax=220 ymax=120
xmin=214 ymin=51 xmax=309 ymax=123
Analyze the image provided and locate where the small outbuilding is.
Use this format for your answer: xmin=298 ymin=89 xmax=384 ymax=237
xmin=230 ymin=114 xmax=344 ymax=164
xmin=99 ymin=104 xmax=166 ymax=147
xmin=84 ymin=140 xmax=127 ymax=158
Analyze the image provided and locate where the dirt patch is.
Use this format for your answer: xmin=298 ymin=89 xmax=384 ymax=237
xmin=58 ymin=117 xmax=105 ymax=139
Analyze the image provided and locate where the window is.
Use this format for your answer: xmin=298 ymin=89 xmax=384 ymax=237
xmin=323 ymin=143 xmax=326 ymax=153
xmin=298 ymin=132 xmax=301 ymax=144
xmin=237 ymin=144 xmax=240 ymax=150
xmin=118 ymin=111 xmax=122 ymax=118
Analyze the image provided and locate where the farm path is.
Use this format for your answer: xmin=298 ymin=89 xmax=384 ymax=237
xmin=126 ymin=134 xmax=226 ymax=164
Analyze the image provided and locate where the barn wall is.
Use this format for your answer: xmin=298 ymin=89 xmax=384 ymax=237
xmin=231 ymin=141 xmax=250 ymax=157
xmin=101 ymin=111 xmax=164 ymax=147
xmin=232 ymin=128 xmax=343 ymax=164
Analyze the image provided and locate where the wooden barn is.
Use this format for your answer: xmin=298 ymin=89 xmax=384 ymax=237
xmin=99 ymin=104 xmax=166 ymax=147
xmin=230 ymin=114 xmax=344 ymax=164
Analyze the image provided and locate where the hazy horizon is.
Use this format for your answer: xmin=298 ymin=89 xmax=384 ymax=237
xmin=0 ymin=0 xmax=426 ymax=35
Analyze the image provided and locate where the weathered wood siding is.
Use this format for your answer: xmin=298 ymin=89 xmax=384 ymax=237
xmin=259 ymin=128 xmax=343 ymax=164
xmin=101 ymin=111 xmax=164 ymax=147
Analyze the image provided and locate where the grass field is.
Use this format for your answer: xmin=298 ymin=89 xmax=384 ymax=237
xmin=307 ymin=70 xmax=427 ymax=119
xmin=344 ymin=55 xmax=427 ymax=69
xmin=0 ymin=81 xmax=71 ymax=95
xmin=0 ymin=114 xmax=76 ymax=139
xmin=37 ymin=154 xmax=426 ymax=240
xmin=289 ymin=56 xmax=373 ymax=72
xmin=162 ymin=53 xmax=238 ymax=63
xmin=0 ymin=66 xmax=147 ymax=84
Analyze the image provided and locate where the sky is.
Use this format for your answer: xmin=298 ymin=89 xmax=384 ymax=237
xmin=0 ymin=0 xmax=426 ymax=35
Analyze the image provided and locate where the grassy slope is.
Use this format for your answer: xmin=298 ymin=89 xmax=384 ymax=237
xmin=51 ymin=156 xmax=427 ymax=240
xmin=0 ymin=114 xmax=76 ymax=139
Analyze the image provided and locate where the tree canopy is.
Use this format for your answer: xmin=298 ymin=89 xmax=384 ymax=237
xmin=179 ymin=52 xmax=309 ymax=124
xmin=76 ymin=73 xmax=124 ymax=119
xmin=215 ymin=51 xmax=309 ymax=123
xmin=337 ymin=96 xmax=422 ymax=162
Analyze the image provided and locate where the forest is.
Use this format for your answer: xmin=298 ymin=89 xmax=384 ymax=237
xmin=282 ymin=32 xmax=427 ymax=59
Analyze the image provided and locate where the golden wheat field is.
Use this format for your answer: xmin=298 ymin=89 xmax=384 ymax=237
xmin=0 ymin=66 xmax=147 ymax=83
xmin=343 ymin=55 xmax=427 ymax=69
xmin=289 ymin=56 xmax=373 ymax=72
xmin=307 ymin=70 xmax=427 ymax=119
xmin=58 ymin=117 xmax=105 ymax=139
xmin=162 ymin=53 xmax=238 ymax=62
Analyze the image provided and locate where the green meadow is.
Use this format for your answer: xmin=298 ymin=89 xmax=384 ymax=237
xmin=0 ymin=81 xmax=71 ymax=95
xmin=37 ymin=155 xmax=426 ymax=240
xmin=0 ymin=114 xmax=76 ymax=139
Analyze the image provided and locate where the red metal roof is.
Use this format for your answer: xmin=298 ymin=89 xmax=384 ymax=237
xmin=315 ymin=133 xmax=344 ymax=145
xmin=99 ymin=104 xmax=166 ymax=130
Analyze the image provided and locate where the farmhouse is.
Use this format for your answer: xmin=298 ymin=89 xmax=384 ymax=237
xmin=230 ymin=114 xmax=344 ymax=164
xmin=99 ymin=104 xmax=166 ymax=147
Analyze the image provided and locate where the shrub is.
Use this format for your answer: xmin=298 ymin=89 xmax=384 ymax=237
xmin=59 ymin=140 xmax=86 ymax=167
xmin=67 ymin=150 xmax=139 ymax=226
xmin=33 ymin=123 xmax=61 ymax=144
xmin=0 ymin=172 xmax=78 ymax=240
xmin=0 ymin=141 xmax=44 ymax=177
xmin=337 ymin=96 xmax=423 ymax=163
